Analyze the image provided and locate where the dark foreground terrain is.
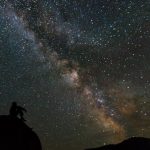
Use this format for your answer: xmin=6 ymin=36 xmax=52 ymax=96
xmin=86 ymin=137 xmax=150 ymax=150
xmin=0 ymin=115 xmax=42 ymax=150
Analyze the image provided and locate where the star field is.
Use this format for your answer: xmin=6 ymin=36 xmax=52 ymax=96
xmin=0 ymin=0 xmax=150 ymax=150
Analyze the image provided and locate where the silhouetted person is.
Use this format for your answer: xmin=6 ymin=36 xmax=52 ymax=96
xmin=9 ymin=102 xmax=27 ymax=121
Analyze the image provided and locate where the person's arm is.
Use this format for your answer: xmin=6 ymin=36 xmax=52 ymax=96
xmin=20 ymin=106 xmax=27 ymax=112
xmin=23 ymin=107 xmax=27 ymax=112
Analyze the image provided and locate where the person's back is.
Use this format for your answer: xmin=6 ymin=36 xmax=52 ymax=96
xmin=9 ymin=102 xmax=17 ymax=117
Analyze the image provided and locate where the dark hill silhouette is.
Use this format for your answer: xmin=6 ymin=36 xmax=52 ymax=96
xmin=0 ymin=115 xmax=42 ymax=150
xmin=86 ymin=137 xmax=150 ymax=150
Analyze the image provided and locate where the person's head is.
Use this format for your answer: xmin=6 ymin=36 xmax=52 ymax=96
xmin=12 ymin=102 xmax=17 ymax=106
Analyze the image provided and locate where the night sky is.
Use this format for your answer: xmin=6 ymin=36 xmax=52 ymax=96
xmin=0 ymin=0 xmax=150 ymax=150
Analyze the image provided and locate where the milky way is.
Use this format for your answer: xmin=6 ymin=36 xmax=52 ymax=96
xmin=0 ymin=0 xmax=150 ymax=150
